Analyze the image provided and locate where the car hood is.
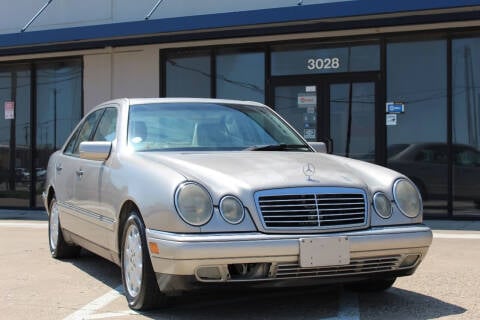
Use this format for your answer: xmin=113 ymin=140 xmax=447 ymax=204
xmin=139 ymin=151 xmax=370 ymax=197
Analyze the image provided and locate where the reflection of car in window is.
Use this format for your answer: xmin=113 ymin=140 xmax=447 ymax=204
xmin=388 ymin=143 xmax=480 ymax=205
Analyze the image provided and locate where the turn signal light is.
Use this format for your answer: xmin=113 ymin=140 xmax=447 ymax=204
xmin=148 ymin=242 xmax=160 ymax=254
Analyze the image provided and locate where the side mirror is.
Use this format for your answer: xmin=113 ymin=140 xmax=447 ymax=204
xmin=79 ymin=141 xmax=112 ymax=161
xmin=309 ymin=142 xmax=327 ymax=153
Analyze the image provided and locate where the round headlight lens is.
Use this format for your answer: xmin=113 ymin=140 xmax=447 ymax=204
xmin=393 ymin=179 xmax=422 ymax=218
xmin=219 ymin=196 xmax=245 ymax=224
xmin=373 ymin=192 xmax=392 ymax=219
xmin=175 ymin=182 xmax=213 ymax=226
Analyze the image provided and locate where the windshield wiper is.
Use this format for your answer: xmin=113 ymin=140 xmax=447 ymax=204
xmin=245 ymin=144 xmax=310 ymax=151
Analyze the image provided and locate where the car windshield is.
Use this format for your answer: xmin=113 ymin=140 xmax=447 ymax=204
xmin=127 ymin=102 xmax=310 ymax=152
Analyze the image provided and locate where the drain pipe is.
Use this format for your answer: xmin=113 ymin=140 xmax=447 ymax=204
xmin=21 ymin=0 xmax=54 ymax=32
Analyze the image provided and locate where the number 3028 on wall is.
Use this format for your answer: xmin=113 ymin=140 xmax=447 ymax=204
xmin=306 ymin=58 xmax=340 ymax=70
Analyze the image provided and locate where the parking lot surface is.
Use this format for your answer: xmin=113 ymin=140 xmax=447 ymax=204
xmin=1 ymin=212 xmax=479 ymax=320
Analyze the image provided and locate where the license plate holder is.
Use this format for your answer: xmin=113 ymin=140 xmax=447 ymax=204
xmin=299 ymin=236 xmax=350 ymax=268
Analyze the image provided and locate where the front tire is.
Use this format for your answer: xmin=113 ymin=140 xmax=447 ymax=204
xmin=48 ymin=196 xmax=80 ymax=259
xmin=121 ymin=211 xmax=166 ymax=310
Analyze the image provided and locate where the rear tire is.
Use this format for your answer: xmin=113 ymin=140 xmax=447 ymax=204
xmin=48 ymin=196 xmax=80 ymax=259
xmin=347 ymin=277 xmax=396 ymax=292
xmin=121 ymin=210 xmax=166 ymax=310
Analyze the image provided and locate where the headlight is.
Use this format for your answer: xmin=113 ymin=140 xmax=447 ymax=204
xmin=175 ymin=182 xmax=213 ymax=226
xmin=373 ymin=192 xmax=392 ymax=219
xmin=393 ymin=179 xmax=422 ymax=218
xmin=219 ymin=196 xmax=245 ymax=224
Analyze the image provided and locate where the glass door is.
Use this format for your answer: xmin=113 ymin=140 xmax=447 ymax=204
xmin=328 ymin=81 xmax=376 ymax=162
xmin=274 ymin=85 xmax=318 ymax=143
xmin=273 ymin=77 xmax=378 ymax=162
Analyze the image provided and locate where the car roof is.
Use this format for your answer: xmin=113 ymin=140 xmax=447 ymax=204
xmin=97 ymin=97 xmax=267 ymax=109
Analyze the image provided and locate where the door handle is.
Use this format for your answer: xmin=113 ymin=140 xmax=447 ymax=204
xmin=76 ymin=169 xmax=84 ymax=177
xmin=56 ymin=164 xmax=63 ymax=172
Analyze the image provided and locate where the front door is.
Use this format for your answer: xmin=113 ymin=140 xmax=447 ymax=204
xmin=272 ymin=75 xmax=379 ymax=163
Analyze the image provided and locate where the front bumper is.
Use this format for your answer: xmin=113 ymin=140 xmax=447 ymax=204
xmin=147 ymin=224 xmax=432 ymax=286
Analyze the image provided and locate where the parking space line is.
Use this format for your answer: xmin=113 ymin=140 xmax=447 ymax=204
xmin=86 ymin=310 xmax=139 ymax=319
xmin=433 ymin=232 xmax=480 ymax=239
xmin=63 ymin=285 xmax=124 ymax=320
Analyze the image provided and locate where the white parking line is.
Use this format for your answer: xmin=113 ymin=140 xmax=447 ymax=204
xmin=433 ymin=232 xmax=480 ymax=239
xmin=0 ymin=222 xmax=47 ymax=228
xmin=63 ymin=285 xmax=124 ymax=320
xmin=86 ymin=310 xmax=139 ymax=319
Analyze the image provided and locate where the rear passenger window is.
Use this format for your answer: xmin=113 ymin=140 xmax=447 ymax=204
xmin=64 ymin=109 xmax=104 ymax=156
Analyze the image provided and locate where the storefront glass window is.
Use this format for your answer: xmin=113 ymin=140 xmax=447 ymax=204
xmin=386 ymin=40 xmax=447 ymax=216
xmin=35 ymin=60 xmax=82 ymax=206
xmin=216 ymin=51 xmax=265 ymax=103
xmin=271 ymin=44 xmax=379 ymax=76
xmin=165 ymin=52 xmax=211 ymax=98
xmin=452 ymin=37 xmax=480 ymax=216
xmin=0 ymin=65 xmax=31 ymax=207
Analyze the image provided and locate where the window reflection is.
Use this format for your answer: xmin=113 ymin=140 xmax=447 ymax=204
xmin=330 ymin=82 xmax=375 ymax=161
xmin=452 ymin=37 xmax=480 ymax=215
xmin=0 ymin=65 xmax=31 ymax=207
xmin=165 ymin=53 xmax=211 ymax=98
xmin=35 ymin=60 xmax=82 ymax=207
xmin=216 ymin=51 xmax=265 ymax=103
xmin=386 ymin=40 xmax=448 ymax=216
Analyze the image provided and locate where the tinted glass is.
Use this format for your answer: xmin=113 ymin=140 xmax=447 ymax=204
xmin=128 ymin=103 xmax=309 ymax=151
xmin=35 ymin=59 xmax=82 ymax=205
xmin=165 ymin=53 xmax=211 ymax=98
xmin=452 ymin=37 xmax=480 ymax=216
xmin=271 ymin=44 xmax=380 ymax=76
xmin=71 ymin=110 xmax=104 ymax=155
xmin=93 ymin=108 xmax=117 ymax=142
xmin=0 ymin=65 xmax=31 ymax=207
xmin=330 ymin=82 xmax=375 ymax=161
xmin=386 ymin=40 xmax=447 ymax=216
xmin=274 ymin=85 xmax=317 ymax=142
xmin=216 ymin=51 xmax=265 ymax=103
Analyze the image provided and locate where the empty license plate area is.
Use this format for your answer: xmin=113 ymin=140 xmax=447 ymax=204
xmin=299 ymin=236 xmax=350 ymax=268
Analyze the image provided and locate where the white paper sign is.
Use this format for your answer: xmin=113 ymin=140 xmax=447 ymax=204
xmin=386 ymin=114 xmax=397 ymax=126
xmin=304 ymin=128 xmax=316 ymax=139
xmin=4 ymin=101 xmax=14 ymax=120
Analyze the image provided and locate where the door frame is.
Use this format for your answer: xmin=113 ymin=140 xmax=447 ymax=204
xmin=269 ymin=71 xmax=386 ymax=165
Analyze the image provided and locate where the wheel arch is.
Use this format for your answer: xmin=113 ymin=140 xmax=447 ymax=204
xmin=46 ymin=186 xmax=56 ymax=214
xmin=117 ymin=200 xmax=145 ymax=260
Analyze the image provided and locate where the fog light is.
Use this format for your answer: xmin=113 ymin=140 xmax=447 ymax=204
xmin=196 ymin=266 xmax=222 ymax=280
xmin=400 ymin=254 xmax=420 ymax=268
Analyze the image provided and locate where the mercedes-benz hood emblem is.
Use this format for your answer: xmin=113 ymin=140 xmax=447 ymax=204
xmin=303 ymin=163 xmax=316 ymax=181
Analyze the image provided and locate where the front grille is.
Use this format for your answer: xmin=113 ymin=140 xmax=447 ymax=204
xmin=274 ymin=256 xmax=402 ymax=279
xmin=255 ymin=187 xmax=367 ymax=231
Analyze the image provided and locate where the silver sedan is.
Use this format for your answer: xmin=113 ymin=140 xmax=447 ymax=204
xmin=43 ymin=98 xmax=432 ymax=310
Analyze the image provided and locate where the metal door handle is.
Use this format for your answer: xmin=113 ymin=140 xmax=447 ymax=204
xmin=56 ymin=164 xmax=62 ymax=172
xmin=76 ymin=169 xmax=84 ymax=177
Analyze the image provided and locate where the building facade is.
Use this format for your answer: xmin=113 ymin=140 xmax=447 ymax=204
xmin=1 ymin=0 xmax=480 ymax=218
